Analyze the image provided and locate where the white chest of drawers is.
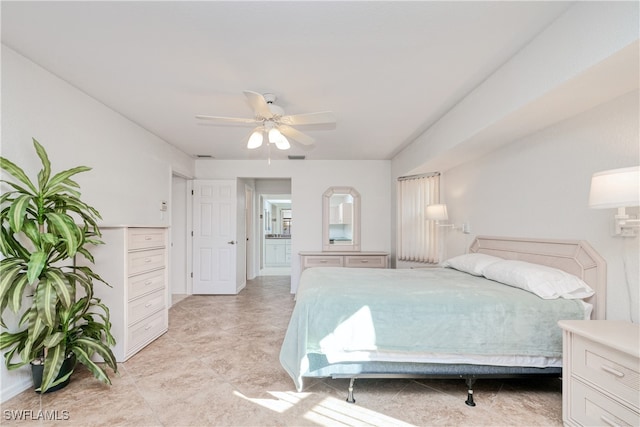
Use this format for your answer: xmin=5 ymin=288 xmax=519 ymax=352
xmin=559 ymin=320 xmax=640 ymax=427
xmin=299 ymin=251 xmax=389 ymax=272
xmin=90 ymin=227 xmax=169 ymax=362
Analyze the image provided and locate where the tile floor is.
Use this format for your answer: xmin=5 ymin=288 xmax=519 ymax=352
xmin=2 ymin=275 xmax=564 ymax=426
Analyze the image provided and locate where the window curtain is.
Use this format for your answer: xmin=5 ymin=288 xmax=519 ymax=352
xmin=397 ymin=173 xmax=440 ymax=263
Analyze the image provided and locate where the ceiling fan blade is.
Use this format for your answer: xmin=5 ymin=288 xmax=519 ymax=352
xmin=278 ymin=124 xmax=315 ymax=146
xmin=195 ymin=115 xmax=258 ymax=125
xmin=280 ymin=111 xmax=336 ymax=126
xmin=243 ymin=90 xmax=273 ymax=119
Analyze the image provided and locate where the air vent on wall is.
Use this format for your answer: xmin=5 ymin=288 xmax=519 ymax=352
xmin=287 ymin=155 xmax=306 ymax=160
xmin=195 ymin=154 xmax=214 ymax=158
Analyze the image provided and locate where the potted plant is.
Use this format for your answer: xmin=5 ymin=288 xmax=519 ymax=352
xmin=0 ymin=138 xmax=117 ymax=392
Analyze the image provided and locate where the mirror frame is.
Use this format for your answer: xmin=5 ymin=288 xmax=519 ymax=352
xmin=322 ymin=186 xmax=361 ymax=252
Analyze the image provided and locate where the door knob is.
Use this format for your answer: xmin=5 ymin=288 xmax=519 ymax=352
xmin=227 ymin=240 xmax=236 ymax=245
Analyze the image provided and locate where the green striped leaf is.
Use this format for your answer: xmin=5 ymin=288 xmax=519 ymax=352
xmin=44 ymin=270 xmax=73 ymax=308
xmin=20 ymin=220 xmax=41 ymax=247
xmin=46 ymin=367 xmax=74 ymax=390
xmin=0 ymin=157 xmax=37 ymax=193
xmin=0 ymin=329 xmax=28 ymax=350
xmin=42 ymin=332 xmax=64 ymax=348
xmin=39 ymin=342 xmax=66 ymax=392
xmin=7 ymin=194 xmax=32 ymax=233
xmin=8 ymin=274 xmax=29 ymax=313
xmin=34 ymin=279 xmax=57 ymax=327
xmin=33 ymin=139 xmax=51 ymax=190
xmin=70 ymin=345 xmax=113 ymax=385
xmin=40 ymin=232 xmax=58 ymax=245
xmin=62 ymin=177 xmax=80 ymax=188
xmin=26 ymin=251 xmax=47 ymax=284
xmin=0 ymin=181 xmax=36 ymax=199
xmin=75 ymin=337 xmax=117 ymax=369
xmin=0 ymin=261 xmax=24 ymax=309
xmin=0 ymin=227 xmax=30 ymax=259
xmin=44 ymin=212 xmax=79 ymax=257
xmin=44 ymin=166 xmax=91 ymax=196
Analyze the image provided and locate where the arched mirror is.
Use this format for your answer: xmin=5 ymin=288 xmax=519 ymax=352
xmin=323 ymin=186 xmax=361 ymax=252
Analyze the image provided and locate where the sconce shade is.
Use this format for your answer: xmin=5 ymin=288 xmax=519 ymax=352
xmin=589 ymin=166 xmax=640 ymax=209
xmin=426 ymin=204 xmax=449 ymax=221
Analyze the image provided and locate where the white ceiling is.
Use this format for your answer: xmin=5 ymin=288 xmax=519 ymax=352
xmin=1 ymin=1 xmax=575 ymax=161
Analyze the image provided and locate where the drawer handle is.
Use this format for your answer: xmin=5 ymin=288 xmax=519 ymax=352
xmin=145 ymin=303 xmax=153 ymax=308
xmin=600 ymin=414 xmax=620 ymax=427
xmin=360 ymin=260 xmax=369 ymax=263
xmin=145 ymin=281 xmax=153 ymax=286
xmin=144 ymin=258 xmax=152 ymax=263
xmin=320 ymin=260 xmax=328 ymax=263
xmin=145 ymin=236 xmax=152 ymax=240
xmin=601 ymin=364 xmax=624 ymax=378
xmin=145 ymin=325 xmax=152 ymax=330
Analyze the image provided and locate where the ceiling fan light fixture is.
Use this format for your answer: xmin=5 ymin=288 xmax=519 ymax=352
xmin=275 ymin=136 xmax=290 ymax=150
xmin=247 ymin=130 xmax=263 ymax=149
xmin=197 ymin=90 xmax=336 ymax=155
xmin=268 ymin=128 xmax=290 ymax=150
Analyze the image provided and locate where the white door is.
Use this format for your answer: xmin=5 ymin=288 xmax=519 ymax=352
xmin=192 ymin=180 xmax=237 ymax=294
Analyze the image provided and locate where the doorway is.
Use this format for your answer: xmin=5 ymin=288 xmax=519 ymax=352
xmin=260 ymin=194 xmax=292 ymax=276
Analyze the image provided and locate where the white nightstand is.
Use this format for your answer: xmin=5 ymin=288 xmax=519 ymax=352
xmin=558 ymin=320 xmax=639 ymax=427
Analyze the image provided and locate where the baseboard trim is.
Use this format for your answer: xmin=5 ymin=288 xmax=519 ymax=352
xmin=1 ymin=377 xmax=31 ymax=403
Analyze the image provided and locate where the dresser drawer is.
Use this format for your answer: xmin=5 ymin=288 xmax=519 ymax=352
xmin=128 ymin=248 xmax=165 ymax=276
xmin=128 ymin=289 xmax=165 ymax=326
xmin=128 ymin=269 xmax=165 ymax=300
xmin=570 ymin=378 xmax=640 ymax=427
xmin=127 ymin=310 xmax=167 ymax=355
xmin=573 ymin=335 xmax=640 ymax=409
xmin=128 ymin=228 xmax=166 ymax=250
xmin=302 ymin=255 xmax=343 ymax=268
xmin=344 ymin=255 xmax=387 ymax=268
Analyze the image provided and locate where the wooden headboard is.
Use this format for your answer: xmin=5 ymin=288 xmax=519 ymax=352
xmin=469 ymin=236 xmax=607 ymax=320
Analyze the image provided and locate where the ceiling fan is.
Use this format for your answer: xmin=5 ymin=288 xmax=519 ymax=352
xmin=196 ymin=91 xmax=336 ymax=150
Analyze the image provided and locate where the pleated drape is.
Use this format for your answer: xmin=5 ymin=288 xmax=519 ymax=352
xmin=397 ymin=174 xmax=440 ymax=263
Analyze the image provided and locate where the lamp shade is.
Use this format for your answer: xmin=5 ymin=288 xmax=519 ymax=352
xmin=246 ymin=130 xmax=263 ymax=149
xmin=588 ymin=166 xmax=640 ymax=209
xmin=268 ymin=128 xmax=290 ymax=150
xmin=426 ymin=204 xmax=448 ymax=221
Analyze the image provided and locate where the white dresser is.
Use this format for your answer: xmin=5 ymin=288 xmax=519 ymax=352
xmin=559 ymin=320 xmax=639 ymax=427
xmin=299 ymin=251 xmax=389 ymax=272
xmin=91 ymin=227 xmax=169 ymax=362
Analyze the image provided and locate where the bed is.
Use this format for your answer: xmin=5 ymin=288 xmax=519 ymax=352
xmin=279 ymin=236 xmax=606 ymax=405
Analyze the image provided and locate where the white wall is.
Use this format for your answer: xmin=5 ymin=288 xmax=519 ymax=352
xmin=196 ymin=160 xmax=391 ymax=292
xmin=390 ymin=1 xmax=639 ymax=324
xmin=392 ymin=2 xmax=639 ymax=176
xmin=1 ymin=46 xmax=195 ymax=401
xmin=443 ymin=91 xmax=639 ymax=323
xmin=171 ymin=175 xmax=189 ymax=298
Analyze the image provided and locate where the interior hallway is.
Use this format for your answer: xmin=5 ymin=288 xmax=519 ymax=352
xmin=2 ymin=275 xmax=564 ymax=426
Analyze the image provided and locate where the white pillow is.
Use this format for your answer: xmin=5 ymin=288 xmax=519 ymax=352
xmin=442 ymin=253 xmax=503 ymax=276
xmin=482 ymin=260 xmax=594 ymax=300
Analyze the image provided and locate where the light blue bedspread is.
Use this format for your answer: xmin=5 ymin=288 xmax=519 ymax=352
xmin=279 ymin=267 xmax=586 ymax=390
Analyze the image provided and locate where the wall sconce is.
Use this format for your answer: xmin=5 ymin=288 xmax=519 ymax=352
xmin=426 ymin=204 xmax=472 ymax=233
xmin=426 ymin=204 xmax=453 ymax=226
xmin=589 ymin=166 xmax=640 ymax=237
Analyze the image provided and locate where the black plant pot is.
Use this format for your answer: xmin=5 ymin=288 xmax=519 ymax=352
xmin=31 ymin=354 xmax=77 ymax=393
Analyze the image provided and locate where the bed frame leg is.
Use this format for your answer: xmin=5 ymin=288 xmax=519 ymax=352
xmin=464 ymin=377 xmax=476 ymax=407
xmin=346 ymin=377 xmax=356 ymax=403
